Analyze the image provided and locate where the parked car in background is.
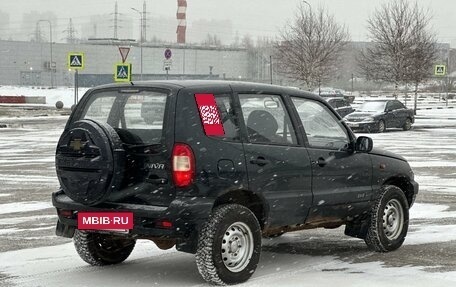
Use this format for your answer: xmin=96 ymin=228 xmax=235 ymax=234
xmin=326 ymin=97 xmax=355 ymax=118
xmin=344 ymin=100 xmax=414 ymax=133
xmin=313 ymin=87 xmax=355 ymax=103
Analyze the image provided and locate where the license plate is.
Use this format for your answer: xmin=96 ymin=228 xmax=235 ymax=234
xmin=78 ymin=212 xmax=134 ymax=231
xmin=348 ymin=123 xmax=359 ymax=128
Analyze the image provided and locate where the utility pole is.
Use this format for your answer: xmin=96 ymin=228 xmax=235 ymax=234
xmin=143 ymin=1 xmax=147 ymax=43
xmin=37 ymin=20 xmax=53 ymax=88
xmin=114 ymin=1 xmax=118 ymax=38
xmin=111 ymin=1 xmax=122 ymax=39
xmin=34 ymin=23 xmax=43 ymax=42
xmin=132 ymin=5 xmax=145 ymax=80
xmin=63 ymin=18 xmax=76 ymax=43
xmin=270 ymin=55 xmax=273 ymax=84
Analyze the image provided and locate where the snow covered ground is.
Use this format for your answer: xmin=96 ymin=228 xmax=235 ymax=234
xmin=0 ymin=103 xmax=455 ymax=286
xmin=0 ymin=86 xmax=90 ymax=109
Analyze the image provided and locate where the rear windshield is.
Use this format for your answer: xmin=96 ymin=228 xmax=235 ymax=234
xmin=81 ymin=89 xmax=168 ymax=145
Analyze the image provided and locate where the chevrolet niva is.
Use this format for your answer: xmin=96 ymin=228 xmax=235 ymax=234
xmin=52 ymin=81 xmax=418 ymax=285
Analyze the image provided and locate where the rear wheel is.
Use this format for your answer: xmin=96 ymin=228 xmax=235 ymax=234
xmin=74 ymin=230 xmax=136 ymax=266
xmin=403 ymin=118 xmax=412 ymax=131
xmin=196 ymin=204 xmax=261 ymax=285
xmin=365 ymin=185 xmax=409 ymax=252
xmin=377 ymin=120 xmax=386 ymax=133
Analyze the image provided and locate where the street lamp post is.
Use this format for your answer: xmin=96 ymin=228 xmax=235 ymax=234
xmin=37 ymin=20 xmax=53 ymax=88
xmin=131 ymin=8 xmax=144 ymax=81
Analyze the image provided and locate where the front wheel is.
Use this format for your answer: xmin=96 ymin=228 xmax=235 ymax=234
xmin=403 ymin=118 xmax=412 ymax=131
xmin=74 ymin=230 xmax=136 ymax=266
xmin=196 ymin=204 xmax=261 ymax=285
xmin=377 ymin=120 xmax=386 ymax=133
xmin=365 ymin=185 xmax=409 ymax=252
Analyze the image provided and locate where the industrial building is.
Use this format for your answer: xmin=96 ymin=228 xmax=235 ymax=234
xmin=0 ymin=40 xmax=249 ymax=87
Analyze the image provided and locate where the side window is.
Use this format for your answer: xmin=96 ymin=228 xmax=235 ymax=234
xmin=214 ymin=94 xmax=240 ymax=141
xmin=336 ymin=100 xmax=345 ymax=108
xmin=387 ymin=101 xmax=401 ymax=111
xmin=292 ymin=97 xmax=350 ymax=150
xmin=395 ymin=101 xmax=405 ymax=109
xmin=239 ymin=94 xmax=297 ymax=145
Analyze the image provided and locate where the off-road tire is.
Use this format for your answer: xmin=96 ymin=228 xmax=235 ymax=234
xmin=365 ymin=185 xmax=409 ymax=252
xmin=403 ymin=118 xmax=412 ymax=131
xmin=74 ymin=230 xmax=136 ymax=266
xmin=196 ymin=204 xmax=261 ymax=285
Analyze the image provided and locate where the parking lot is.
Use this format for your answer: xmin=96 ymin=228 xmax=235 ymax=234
xmin=1 ymin=107 xmax=456 ymax=286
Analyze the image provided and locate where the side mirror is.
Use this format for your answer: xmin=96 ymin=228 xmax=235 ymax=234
xmin=355 ymin=136 xmax=373 ymax=153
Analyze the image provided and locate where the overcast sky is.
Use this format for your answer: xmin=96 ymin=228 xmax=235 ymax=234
xmin=2 ymin=0 xmax=456 ymax=45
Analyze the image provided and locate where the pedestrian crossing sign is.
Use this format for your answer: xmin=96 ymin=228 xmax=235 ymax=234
xmin=435 ymin=64 xmax=446 ymax=76
xmin=68 ymin=53 xmax=84 ymax=70
xmin=114 ymin=63 xmax=132 ymax=82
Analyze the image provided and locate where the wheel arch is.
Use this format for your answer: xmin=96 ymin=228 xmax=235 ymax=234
xmin=383 ymin=176 xmax=415 ymax=207
xmin=213 ymin=189 xmax=268 ymax=230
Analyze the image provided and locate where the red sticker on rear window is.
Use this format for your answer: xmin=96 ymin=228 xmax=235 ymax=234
xmin=195 ymin=94 xmax=225 ymax=136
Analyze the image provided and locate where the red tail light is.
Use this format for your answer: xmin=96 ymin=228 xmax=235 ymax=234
xmin=172 ymin=143 xmax=195 ymax=187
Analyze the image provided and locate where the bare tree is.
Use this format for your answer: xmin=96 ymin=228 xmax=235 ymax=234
xmin=358 ymin=0 xmax=437 ymax=102
xmin=275 ymin=4 xmax=349 ymax=89
xmin=203 ymin=34 xmax=222 ymax=46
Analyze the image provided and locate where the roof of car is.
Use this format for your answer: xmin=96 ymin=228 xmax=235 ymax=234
xmin=89 ymin=80 xmax=323 ymax=101
xmin=325 ymin=97 xmax=347 ymax=102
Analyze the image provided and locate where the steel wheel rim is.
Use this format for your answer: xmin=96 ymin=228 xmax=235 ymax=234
xmin=382 ymin=199 xmax=404 ymax=240
xmin=221 ymin=222 xmax=254 ymax=272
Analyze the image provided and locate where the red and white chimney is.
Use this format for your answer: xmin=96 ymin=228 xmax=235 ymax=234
xmin=177 ymin=0 xmax=187 ymax=44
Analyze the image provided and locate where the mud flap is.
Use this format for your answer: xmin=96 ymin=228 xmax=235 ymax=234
xmin=344 ymin=219 xmax=369 ymax=239
xmin=176 ymin=228 xmax=198 ymax=254
xmin=56 ymin=220 xmax=76 ymax=238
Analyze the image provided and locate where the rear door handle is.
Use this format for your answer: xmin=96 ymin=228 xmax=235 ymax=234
xmin=250 ymin=157 xmax=270 ymax=166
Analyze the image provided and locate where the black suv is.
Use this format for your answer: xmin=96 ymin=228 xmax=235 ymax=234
xmin=53 ymin=81 xmax=418 ymax=285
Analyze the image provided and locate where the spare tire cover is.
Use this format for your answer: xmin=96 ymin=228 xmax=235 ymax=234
xmin=55 ymin=119 xmax=125 ymax=206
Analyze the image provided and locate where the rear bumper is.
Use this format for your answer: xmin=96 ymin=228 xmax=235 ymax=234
xmin=52 ymin=190 xmax=214 ymax=239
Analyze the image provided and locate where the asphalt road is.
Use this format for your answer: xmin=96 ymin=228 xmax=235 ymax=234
xmin=0 ymin=109 xmax=456 ymax=286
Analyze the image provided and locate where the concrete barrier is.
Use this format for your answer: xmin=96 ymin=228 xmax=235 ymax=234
xmin=24 ymin=96 xmax=46 ymax=104
xmin=0 ymin=95 xmax=26 ymax=103
xmin=0 ymin=95 xmax=46 ymax=104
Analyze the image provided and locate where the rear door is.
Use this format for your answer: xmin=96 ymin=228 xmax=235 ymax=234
xmin=392 ymin=100 xmax=408 ymax=127
xmin=79 ymin=87 xmax=175 ymax=206
xmin=235 ymin=90 xmax=312 ymax=227
xmin=290 ymin=97 xmax=373 ymax=221
xmin=174 ymin=85 xmax=249 ymax=200
xmin=385 ymin=101 xmax=400 ymax=127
